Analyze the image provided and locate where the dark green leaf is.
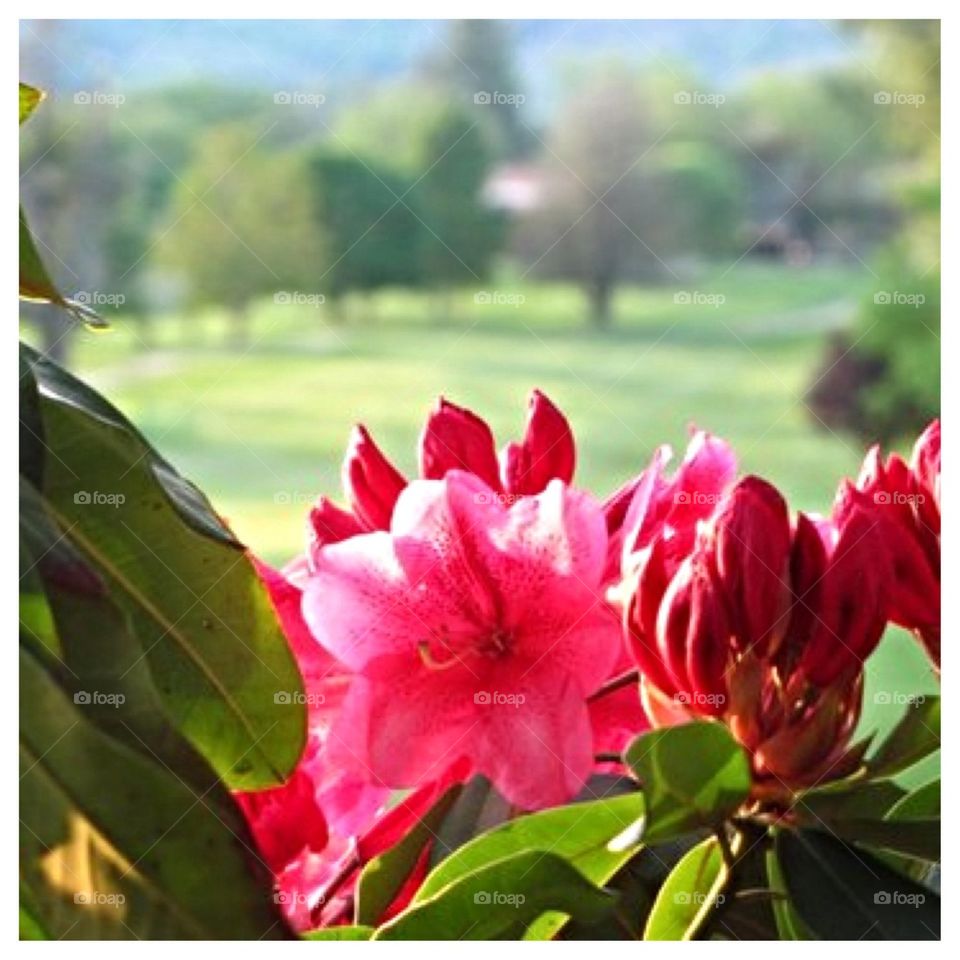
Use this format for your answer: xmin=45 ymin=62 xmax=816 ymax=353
xmin=765 ymin=845 xmax=812 ymax=940
xmin=868 ymin=696 xmax=940 ymax=778
xmin=625 ymin=722 xmax=751 ymax=843
xmin=355 ymin=783 xmax=462 ymax=926
xmin=643 ymin=836 xmax=725 ymax=940
xmin=20 ymin=641 xmax=290 ymax=940
xmin=795 ymin=779 xmax=906 ymax=824
xmin=23 ymin=345 xmax=305 ymax=789
xmin=887 ymin=779 xmax=939 ymax=821
xmin=776 ymin=827 xmax=940 ymax=939
xmin=816 ymin=818 xmax=939 ymax=862
xmin=374 ymin=851 xmax=614 ymax=940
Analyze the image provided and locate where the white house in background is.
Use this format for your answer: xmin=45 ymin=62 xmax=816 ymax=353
xmin=482 ymin=163 xmax=550 ymax=213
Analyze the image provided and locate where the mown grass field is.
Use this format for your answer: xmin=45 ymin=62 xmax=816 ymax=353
xmin=34 ymin=262 xmax=938 ymax=766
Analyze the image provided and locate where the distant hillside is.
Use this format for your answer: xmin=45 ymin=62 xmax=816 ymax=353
xmin=20 ymin=19 xmax=853 ymax=100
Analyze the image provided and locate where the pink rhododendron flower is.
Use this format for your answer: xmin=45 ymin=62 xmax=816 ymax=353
xmin=309 ymin=390 xmax=576 ymax=556
xmin=617 ymin=431 xmax=892 ymax=797
xmin=302 ymin=470 xmax=622 ymax=810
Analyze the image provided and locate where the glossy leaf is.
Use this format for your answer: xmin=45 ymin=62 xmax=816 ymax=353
xmin=643 ymin=836 xmax=725 ymax=940
xmin=22 ymin=344 xmax=305 ymax=790
xmin=20 ymin=641 xmax=290 ymax=940
xmin=625 ymin=722 xmax=751 ymax=843
xmin=355 ymin=783 xmax=462 ymax=926
xmin=887 ymin=779 xmax=939 ymax=821
xmin=415 ymin=791 xmax=644 ymax=902
xmin=374 ymin=851 xmax=614 ymax=940
xmin=868 ymin=696 xmax=940 ymax=778
xmin=795 ymin=779 xmax=906 ymax=824
xmin=765 ymin=845 xmax=811 ymax=940
xmin=775 ymin=827 xmax=940 ymax=940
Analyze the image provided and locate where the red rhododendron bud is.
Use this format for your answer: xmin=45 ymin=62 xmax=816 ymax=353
xmin=684 ymin=555 xmax=731 ymax=715
xmin=712 ymin=476 xmax=791 ymax=658
xmin=781 ymin=512 xmax=828 ymax=673
xmin=799 ymin=503 xmax=888 ymax=687
xmin=418 ymin=397 xmax=502 ymax=490
xmin=912 ymin=418 xmax=941 ymax=517
xmin=615 ymin=432 xmax=919 ymax=797
xmin=656 ymin=553 xmax=697 ymax=697
xmin=501 ymin=389 xmax=576 ymax=495
xmin=309 ymin=496 xmax=365 ymax=553
xmin=342 ymin=424 xmax=406 ymax=531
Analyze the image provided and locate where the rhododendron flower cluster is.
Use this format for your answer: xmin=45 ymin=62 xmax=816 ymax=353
xmin=234 ymin=394 xmax=940 ymax=931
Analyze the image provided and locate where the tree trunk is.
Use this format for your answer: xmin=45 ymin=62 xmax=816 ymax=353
xmin=229 ymin=302 xmax=249 ymax=347
xmin=36 ymin=303 xmax=73 ymax=366
xmin=588 ymin=279 xmax=613 ymax=329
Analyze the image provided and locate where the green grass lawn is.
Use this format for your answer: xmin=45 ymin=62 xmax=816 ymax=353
xmin=33 ymin=262 xmax=938 ymax=762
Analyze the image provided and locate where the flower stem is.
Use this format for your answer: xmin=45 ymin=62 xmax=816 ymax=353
xmin=587 ymin=669 xmax=640 ymax=703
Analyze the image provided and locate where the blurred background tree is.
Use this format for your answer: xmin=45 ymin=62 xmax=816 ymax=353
xmin=156 ymin=125 xmax=326 ymax=343
xmin=807 ymin=19 xmax=940 ymax=441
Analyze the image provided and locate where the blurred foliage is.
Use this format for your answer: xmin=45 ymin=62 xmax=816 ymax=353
xmin=807 ymin=20 xmax=939 ymax=441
